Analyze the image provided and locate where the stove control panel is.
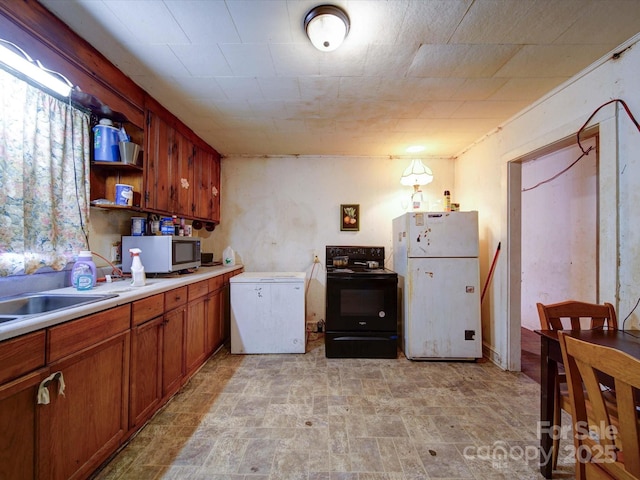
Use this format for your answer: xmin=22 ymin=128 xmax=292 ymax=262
xmin=326 ymin=246 xmax=385 ymax=264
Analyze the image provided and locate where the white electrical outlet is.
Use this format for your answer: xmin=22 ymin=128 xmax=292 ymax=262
xmin=110 ymin=245 xmax=121 ymax=263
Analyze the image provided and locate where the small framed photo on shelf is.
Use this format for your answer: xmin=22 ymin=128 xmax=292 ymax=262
xmin=341 ymin=204 xmax=359 ymax=231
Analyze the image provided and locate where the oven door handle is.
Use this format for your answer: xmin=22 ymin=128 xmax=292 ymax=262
xmin=329 ymin=274 xmax=396 ymax=281
xmin=331 ymin=335 xmax=398 ymax=341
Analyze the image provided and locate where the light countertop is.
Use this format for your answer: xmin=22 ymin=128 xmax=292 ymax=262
xmin=0 ymin=265 xmax=243 ymax=342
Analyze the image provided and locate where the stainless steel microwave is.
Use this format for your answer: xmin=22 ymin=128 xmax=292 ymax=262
xmin=121 ymin=236 xmax=201 ymax=273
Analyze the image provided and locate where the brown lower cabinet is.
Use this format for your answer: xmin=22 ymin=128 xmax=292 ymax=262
xmin=40 ymin=305 xmax=131 ymax=480
xmin=129 ymin=294 xmax=164 ymax=429
xmin=206 ymin=276 xmax=224 ymax=355
xmin=0 ymin=330 xmax=49 ymax=480
xmin=0 ymin=270 xmax=241 ymax=480
xmin=0 ymin=369 xmax=49 ymax=480
xmin=0 ymin=329 xmax=48 ymax=480
xmin=185 ymin=281 xmax=209 ymax=378
xmin=162 ymin=287 xmax=187 ymax=399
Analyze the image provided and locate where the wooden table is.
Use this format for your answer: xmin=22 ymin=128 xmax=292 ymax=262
xmin=535 ymin=329 xmax=640 ymax=479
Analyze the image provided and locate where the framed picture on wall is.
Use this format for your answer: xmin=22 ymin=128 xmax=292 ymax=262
xmin=340 ymin=204 xmax=359 ymax=231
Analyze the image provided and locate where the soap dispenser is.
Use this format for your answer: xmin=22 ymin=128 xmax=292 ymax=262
xmin=129 ymin=248 xmax=146 ymax=287
xmin=71 ymin=251 xmax=97 ymax=290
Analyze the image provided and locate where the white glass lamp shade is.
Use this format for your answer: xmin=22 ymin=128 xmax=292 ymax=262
xmin=304 ymin=5 xmax=350 ymax=52
xmin=400 ymin=159 xmax=434 ymax=187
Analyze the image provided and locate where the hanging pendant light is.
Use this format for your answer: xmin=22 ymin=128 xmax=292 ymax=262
xmin=304 ymin=5 xmax=350 ymax=52
xmin=400 ymin=159 xmax=434 ymax=187
xmin=400 ymin=159 xmax=434 ymax=211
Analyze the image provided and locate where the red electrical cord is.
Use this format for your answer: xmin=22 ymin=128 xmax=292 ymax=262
xmin=576 ymin=98 xmax=640 ymax=154
xmin=523 ymin=98 xmax=640 ymax=192
xmin=90 ymin=250 xmax=126 ymax=282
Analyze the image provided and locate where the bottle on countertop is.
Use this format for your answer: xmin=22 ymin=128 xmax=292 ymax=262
xmin=71 ymin=251 xmax=97 ymax=290
xmin=411 ymin=187 xmax=424 ymax=211
xmin=172 ymin=215 xmax=180 ymax=235
xmin=444 ymin=190 xmax=451 ymax=212
xmin=223 ymin=246 xmax=236 ymax=266
xmin=129 ymin=248 xmax=146 ymax=287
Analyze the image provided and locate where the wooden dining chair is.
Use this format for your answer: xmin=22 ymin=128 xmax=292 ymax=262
xmin=558 ymin=332 xmax=640 ymax=480
xmin=536 ymin=300 xmax=618 ymax=469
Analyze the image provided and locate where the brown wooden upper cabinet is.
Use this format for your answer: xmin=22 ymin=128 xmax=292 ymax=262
xmin=145 ymin=108 xmax=220 ymax=223
xmin=145 ymin=109 xmax=173 ymax=214
xmin=194 ymin=145 xmax=221 ymax=221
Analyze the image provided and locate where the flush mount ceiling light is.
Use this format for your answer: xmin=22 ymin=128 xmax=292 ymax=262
xmin=304 ymin=4 xmax=350 ymax=52
xmin=406 ymin=145 xmax=426 ymax=153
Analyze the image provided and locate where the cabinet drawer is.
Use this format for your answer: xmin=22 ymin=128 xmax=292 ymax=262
xmin=208 ymin=275 xmax=224 ymax=292
xmin=47 ymin=305 xmax=131 ymax=362
xmin=132 ymin=294 xmax=164 ymax=326
xmin=188 ymin=280 xmax=209 ymax=301
xmin=0 ymin=331 xmax=46 ymax=384
xmin=165 ymin=286 xmax=187 ymax=311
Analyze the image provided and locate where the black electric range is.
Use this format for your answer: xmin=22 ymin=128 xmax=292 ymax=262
xmin=324 ymin=246 xmax=398 ymax=358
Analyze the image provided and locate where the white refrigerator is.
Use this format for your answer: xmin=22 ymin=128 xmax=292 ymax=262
xmin=392 ymin=212 xmax=482 ymax=360
xmin=230 ymin=272 xmax=306 ymax=354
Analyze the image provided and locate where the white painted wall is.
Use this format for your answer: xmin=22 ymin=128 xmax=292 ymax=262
xmin=520 ymin=140 xmax=597 ymax=331
xmin=89 ymin=208 xmax=134 ymax=266
xmin=455 ymin=34 xmax=640 ymax=369
xmin=201 ymin=156 xmax=454 ymax=327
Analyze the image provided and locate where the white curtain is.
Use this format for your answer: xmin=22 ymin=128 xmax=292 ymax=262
xmin=0 ymin=68 xmax=91 ymax=275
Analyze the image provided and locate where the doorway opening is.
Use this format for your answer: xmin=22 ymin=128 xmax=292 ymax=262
xmin=507 ymin=128 xmax=599 ymax=376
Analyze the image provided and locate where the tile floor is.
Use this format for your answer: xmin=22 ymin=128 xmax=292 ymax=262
xmin=94 ymin=334 xmax=576 ymax=480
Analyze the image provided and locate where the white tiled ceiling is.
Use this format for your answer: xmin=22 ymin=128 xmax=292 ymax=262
xmin=38 ymin=0 xmax=640 ymax=158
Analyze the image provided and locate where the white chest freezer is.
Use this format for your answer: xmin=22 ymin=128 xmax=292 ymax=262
xmin=230 ymin=272 xmax=306 ymax=354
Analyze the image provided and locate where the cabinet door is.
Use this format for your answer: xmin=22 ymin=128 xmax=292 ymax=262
xmin=0 ymin=369 xmax=49 ymax=480
xmin=193 ymin=147 xmax=220 ymax=221
xmin=210 ymin=150 xmax=221 ymax=223
xmin=40 ymin=331 xmax=130 ymax=480
xmin=206 ymin=289 xmax=223 ymax=355
xmin=162 ymin=307 xmax=185 ymax=398
xmin=146 ymin=108 xmax=220 ymax=221
xmin=145 ymin=110 xmax=172 ymax=212
xmin=185 ymin=295 xmax=207 ymax=377
xmin=171 ymin=130 xmax=193 ymax=216
xmin=193 ymin=147 xmax=211 ymax=220
xmin=129 ymin=316 xmax=163 ymax=429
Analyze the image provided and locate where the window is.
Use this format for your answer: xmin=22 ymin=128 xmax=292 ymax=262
xmin=0 ymin=68 xmax=91 ymax=275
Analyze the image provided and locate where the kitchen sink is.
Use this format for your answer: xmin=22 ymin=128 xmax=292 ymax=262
xmin=0 ymin=293 xmax=118 ymax=318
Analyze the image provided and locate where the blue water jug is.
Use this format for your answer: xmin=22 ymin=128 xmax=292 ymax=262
xmin=93 ymin=119 xmax=120 ymax=161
